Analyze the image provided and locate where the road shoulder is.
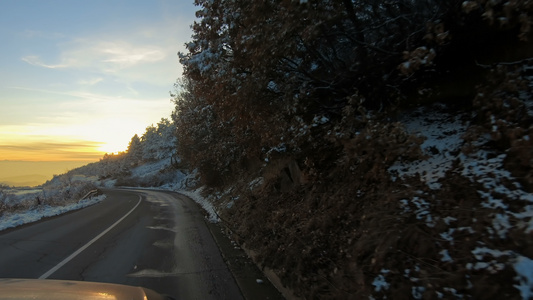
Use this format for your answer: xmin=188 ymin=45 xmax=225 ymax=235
xmin=205 ymin=221 xmax=285 ymax=300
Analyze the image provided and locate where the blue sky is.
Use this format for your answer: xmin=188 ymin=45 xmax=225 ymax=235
xmin=0 ymin=0 xmax=197 ymax=163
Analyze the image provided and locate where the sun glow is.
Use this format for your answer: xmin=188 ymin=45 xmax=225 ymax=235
xmin=97 ymin=140 xmax=128 ymax=155
xmin=0 ymin=110 xmax=153 ymax=160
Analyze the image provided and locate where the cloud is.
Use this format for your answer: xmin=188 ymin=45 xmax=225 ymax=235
xmin=0 ymin=85 xmax=174 ymax=155
xmin=22 ymin=38 xmax=168 ymax=72
xmin=20 ymin=13 xmax=193 ymax=86
xmin=21 ymin=55 xmax=67 ymax=69
xmin=0 ymin=139 xmax=104 ymax=161
xmin=5 ymin=86 xmax=172 ymax=121
xmin=99 ymin=42 xmax=166 ymax=67
xmin=0 ymin=141 xmax=102 ymax=151
xmin=65 ymin=38 xmax=168 ymax=73
xmin=77 ymin=77 xmax=103 ymax=86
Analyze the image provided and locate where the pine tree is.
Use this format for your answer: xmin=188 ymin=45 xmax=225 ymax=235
xmin=127 ymin=134 xmax=143 ymax=166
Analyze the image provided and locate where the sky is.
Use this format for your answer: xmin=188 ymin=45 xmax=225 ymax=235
xmin=0 ymin=0 xmax=197 ymax=184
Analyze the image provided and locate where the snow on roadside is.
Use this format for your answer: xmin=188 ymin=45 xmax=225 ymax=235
xmin=152 ymin=169 xmax=216 ymax=223
xmin=154 ymin=168 xmax=219 ymax=223
xmin=178 ymin=187 xmax=220 ymax=223
xmin=121 ymin=164 xmax=219 ymax=223
xmin=0 ymin=195 xmax=106 ymax=232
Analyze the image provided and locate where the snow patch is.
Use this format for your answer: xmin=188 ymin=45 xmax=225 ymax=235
xmin=399 ymin=196 xmax=435 ymax=228
xmin=460 ymin=149 xmax=533 ymax=239
xmin=513 ymin=256 xmax=533 ymax=299
xmin=439 ymin=249 xmax=453 ymax=262
xmin=388 ymin=106 xmax=467 ymax=189
xmin=178 ymin=187 xmax=220 ymax=223
xmin=412 ymin=286 xmax=425 ymax=299
xmin=131 ymin=159 xmax=171 ymax=179
xmin=372 ymin=269 xmax=390 ymax=292
xmin=0 ymin=195 xmax=105 ymax=232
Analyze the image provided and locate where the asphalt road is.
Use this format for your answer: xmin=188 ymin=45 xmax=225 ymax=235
xmin=0 ymin=189 xmax=244 ymax=299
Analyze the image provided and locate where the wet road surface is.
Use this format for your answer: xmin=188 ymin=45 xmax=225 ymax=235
xmin=0 ymin=189 xmax=243 ymax=299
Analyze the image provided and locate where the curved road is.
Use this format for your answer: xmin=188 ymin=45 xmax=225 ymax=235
xmin=0 ymin=189 xmax=243 ymax=299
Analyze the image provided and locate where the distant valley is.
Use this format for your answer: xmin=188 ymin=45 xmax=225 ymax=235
xmin=0 ymin=174 xmax=50 ymax=187
xmin=0 ymin=160 xmax=93 ymax=187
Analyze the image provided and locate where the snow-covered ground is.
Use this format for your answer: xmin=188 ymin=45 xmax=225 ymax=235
xmin=0 ymin=195 xmax=105 ymax=232
xmin=0 ymin=159 xmax=216 ymax=234
xmin=130 ymin=159 xmax=171 ymax=180
xmin=385 ymin=104 xmax=533 ymax=299
xmin=388 ymin=104 xmax=467 ymax=190
xmin=157 ymin=170 xmax=220 ymax=223
xmin=10 ymin=188 xmax=43 ymax=196
xmin=0 ymin=173 xmax=107 ymax=233
xmin=175 ymin=186 xmax=220 ymax=223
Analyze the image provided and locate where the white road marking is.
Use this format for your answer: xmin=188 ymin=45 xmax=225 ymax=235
xmin=39 ymin=196 xmax=142 ymax=279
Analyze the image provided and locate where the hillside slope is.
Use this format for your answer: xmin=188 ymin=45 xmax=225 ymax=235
xmin=206 ymin=65 xmax=533 ymax=299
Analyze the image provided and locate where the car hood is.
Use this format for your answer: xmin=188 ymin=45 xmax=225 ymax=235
xmin=0 ymin=278 xmax=170 ymax=300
